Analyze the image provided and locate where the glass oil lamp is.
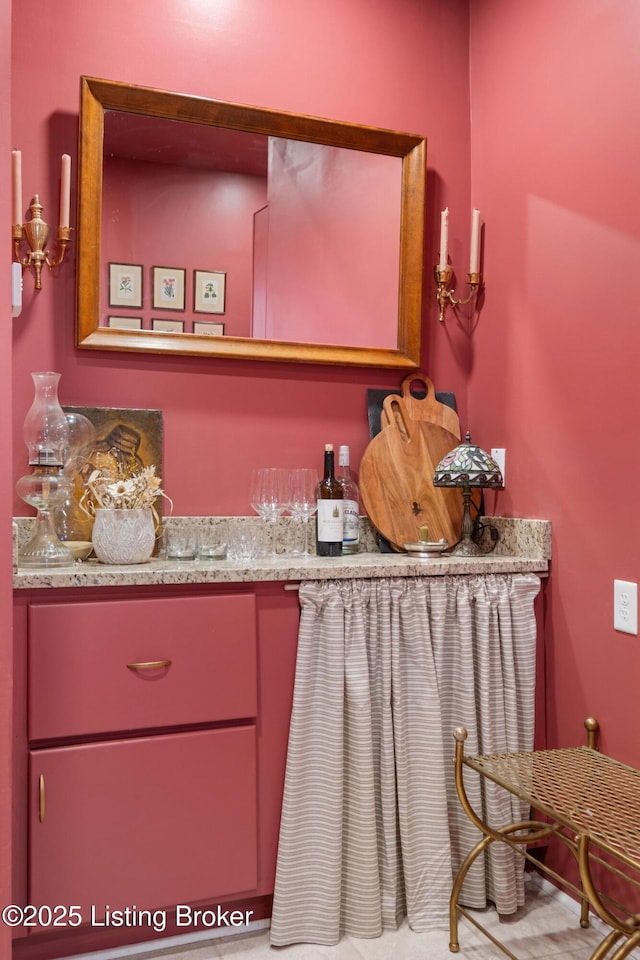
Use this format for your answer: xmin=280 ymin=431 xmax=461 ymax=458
xmin=16 ymin=372 xmax=74 ymax=567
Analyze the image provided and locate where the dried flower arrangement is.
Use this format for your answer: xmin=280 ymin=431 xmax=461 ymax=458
xmin=80 ymin=465 xmax=171 ymax=518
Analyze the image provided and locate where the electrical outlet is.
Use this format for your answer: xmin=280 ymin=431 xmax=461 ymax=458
xmin=491 ymin=448 xmax=506 ymax=485
xmin=614 ymin=580 xmax=638 ymax=635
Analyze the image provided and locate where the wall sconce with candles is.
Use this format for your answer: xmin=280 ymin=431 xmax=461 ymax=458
xmin=434 ymin=207 xmax=483 ymax=322
xmin=11 ymin=149 xmax=72 ymax=290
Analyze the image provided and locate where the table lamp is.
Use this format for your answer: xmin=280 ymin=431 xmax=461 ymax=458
xmin=433 ymin=432 xmax=503 ymax=557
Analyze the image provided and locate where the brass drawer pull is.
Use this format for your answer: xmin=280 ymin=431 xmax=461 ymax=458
xmin=39 ymin=774 xmax=45 ymax=823
xmin=126 ymin=659 xmax=172 ymax=671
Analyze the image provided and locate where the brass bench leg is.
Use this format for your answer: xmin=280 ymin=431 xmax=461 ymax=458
xmin=602 ymin=927 xmax=640 ymax=960
xmin=449 ymin=832 xmax=494 ymax=951
xmin=589 ymin=928 xmax=625 ymax=960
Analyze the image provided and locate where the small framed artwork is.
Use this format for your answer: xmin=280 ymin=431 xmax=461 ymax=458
xmin=152 ymin=317 xmax=185 ymax=333
xmin=108 ymin=263 xmax=143 ymax=308
xmin=107 ymin=315 xmax=143 ymax=331
xmin=194 ymin=269 xmax=226 ymax=314
xmin=193 ymin=320 xmax=225 ymax=336
xmin=152 ymin=266 xmax=186 ymax=311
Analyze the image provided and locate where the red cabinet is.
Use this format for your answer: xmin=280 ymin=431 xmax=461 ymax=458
xmin=29 ymin=726 xmax=257 ymax=915
xmin=14 ymin=583 xmax=300 ymax=957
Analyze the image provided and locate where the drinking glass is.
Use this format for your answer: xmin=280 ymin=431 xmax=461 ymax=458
xmin=249 ymin=467 xmax=290 ymax=558
xmin=164 ymin=521 xmax=198 ymax=560
xmin=227 ymin=521 xmax=261 ymax=562
xmin=288 ymin=468 xmax=319 ymax=557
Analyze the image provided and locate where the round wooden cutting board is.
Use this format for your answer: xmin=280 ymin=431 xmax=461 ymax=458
xmin=360 ymin=396 xmax=465 ymax=551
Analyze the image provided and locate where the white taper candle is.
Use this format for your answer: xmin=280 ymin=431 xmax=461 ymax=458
xmin=469 ymin=208 xmax=481 ymax=274
xmin=439 ymin=207 xmax=449 ymax=271
xmin=12 ymin=149 xmax=22 ymax=226
xmin=59 ymin=154 xmax=71 ymax=229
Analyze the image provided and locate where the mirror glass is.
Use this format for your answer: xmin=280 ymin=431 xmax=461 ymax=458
xmin=76 ymin=77 xmax=426 ymax=368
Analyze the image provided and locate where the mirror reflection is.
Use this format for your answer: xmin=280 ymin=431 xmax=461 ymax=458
xmin=77 ymin=77 xmax=426 ymax=367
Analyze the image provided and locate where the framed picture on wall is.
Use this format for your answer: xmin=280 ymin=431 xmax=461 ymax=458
xmin=193 ymin=320 xmax=225 ymax=336
xmin=62 ymin=405 xmax=165 ymax=529
xmin=194 ymin=269 xmax=226 ymax=314
xmin=107 ymin=315 xmax=143 ymax=331
xmin=108 ymin=263 xmax=143 ymax=308
xmin=152 ymin=266 xmax=186 ymax=311
xmin=152 ymin=317 xmax=185 ymax=333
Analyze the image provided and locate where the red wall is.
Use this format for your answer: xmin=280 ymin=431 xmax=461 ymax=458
xmin=10 ymin=0 xmax=471 ymax=520
xmin=469 ymin=1 xmax=640 ymax=762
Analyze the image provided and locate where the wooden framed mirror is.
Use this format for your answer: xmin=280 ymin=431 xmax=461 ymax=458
xmin=76 ymin=76 xmax=426 ymax=368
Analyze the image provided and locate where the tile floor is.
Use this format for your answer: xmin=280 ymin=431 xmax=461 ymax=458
xmin=101 ymin=872 xmax=636 ymax=960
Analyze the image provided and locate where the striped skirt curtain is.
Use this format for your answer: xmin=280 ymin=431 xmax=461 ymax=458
xmin=270 ymin=573 xmax=541 ymax=946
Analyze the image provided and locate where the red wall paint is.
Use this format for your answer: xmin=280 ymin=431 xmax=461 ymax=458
xmin=10 ymin=0 xmax=471 ymax=519
xmin=469 ymin=1 xmax=640 ymax=766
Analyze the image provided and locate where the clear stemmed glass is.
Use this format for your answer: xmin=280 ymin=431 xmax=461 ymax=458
xmin=288 ymin=468 xmax=319 ymax=557
xmin=249 ymin=467 xmax=290 ymax=558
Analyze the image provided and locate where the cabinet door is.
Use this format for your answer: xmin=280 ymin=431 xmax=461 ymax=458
xmin=29 ymin=726 xmax=257 ymax=919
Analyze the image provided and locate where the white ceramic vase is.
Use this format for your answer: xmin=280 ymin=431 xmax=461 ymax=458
xmin=91 ymin=507 xmax=155 ymax=564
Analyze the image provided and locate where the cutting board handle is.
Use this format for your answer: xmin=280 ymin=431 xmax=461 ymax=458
xmin=382 ymin=395 xmax=413 ymax=443
xmin=400 ymin=373 xmax=436 ymax=403
xmin=379 ymin=373 xmax=461 ymax=440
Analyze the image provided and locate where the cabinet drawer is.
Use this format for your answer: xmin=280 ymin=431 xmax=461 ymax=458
xmin=29 ymin=594 xmax=257 ymax=741
xmin=29 ymin=725 xmax=257 ymax=915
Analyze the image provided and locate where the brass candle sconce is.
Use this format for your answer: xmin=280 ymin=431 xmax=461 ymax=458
xmin=435 ymin=207 xmax=483 ymax=322
xmin=11 ymin=151 xmax=72 ymax=290
xmin=12 ymin=195 xmax=72 ymax=290
xmin=434 ymin=266 xmax=483 ymax=323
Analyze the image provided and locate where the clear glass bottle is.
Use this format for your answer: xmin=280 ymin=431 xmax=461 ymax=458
xmin=338 ymin=445 xmax=360 ymax=554
xmin=315 ymin=444 xmax=344 ymax=557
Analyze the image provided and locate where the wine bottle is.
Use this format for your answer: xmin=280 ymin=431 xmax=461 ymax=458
xmin=338 ymin=445 xmax=360 ymax=554
xmin=315 ymin=443 xmax=344 ymax=557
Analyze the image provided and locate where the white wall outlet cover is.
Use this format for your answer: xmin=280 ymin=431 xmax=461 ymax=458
xmin=614 ymin=579 xmax=638 ymax=635
xmin=491 ymin=448 xmax=506 ymax=485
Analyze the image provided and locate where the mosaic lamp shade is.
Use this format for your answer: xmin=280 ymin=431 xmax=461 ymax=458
xmin=433 ymin=432 xmax=503 ymax=556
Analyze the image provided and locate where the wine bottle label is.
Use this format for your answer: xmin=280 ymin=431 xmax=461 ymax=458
xmin=342 ymin=499 xmax=359 ymax=544
xmin=316 ymin=499 xmax=344 ymax=542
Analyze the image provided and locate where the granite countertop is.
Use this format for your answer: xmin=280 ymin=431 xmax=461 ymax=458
xmin=13 ymin=516 xmax=551 ymax=590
